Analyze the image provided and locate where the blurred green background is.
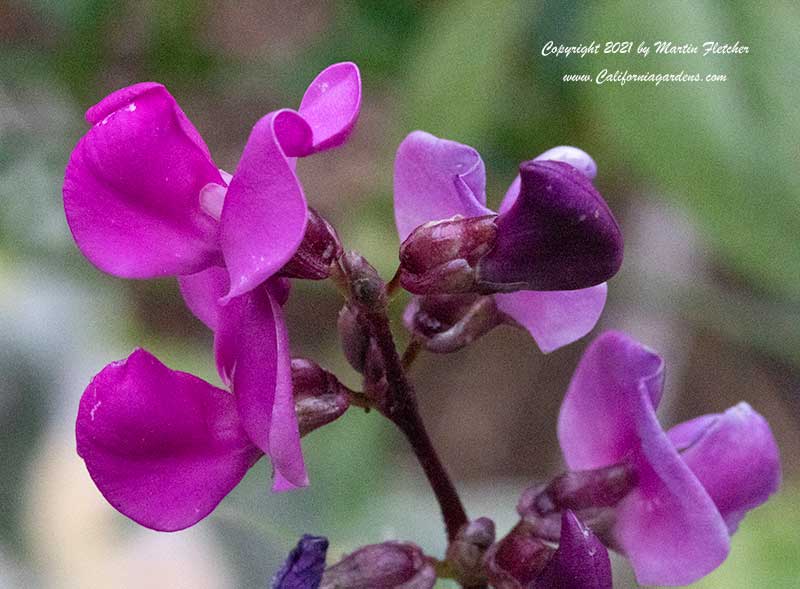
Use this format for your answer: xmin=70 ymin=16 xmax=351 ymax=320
xmin=1 ymin=1 xmax=798 ymax=587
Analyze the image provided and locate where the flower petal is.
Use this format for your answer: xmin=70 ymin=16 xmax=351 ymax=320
xmin=499 ymin=146 xmax=597 ymax=215
xmin=178 ymin=266 xmax=230 ymax=331
xmin=299 ymin=62 xmax=362 ymax=152
xmin=670 ymin=402 xmax=781 ymax=533
xmin=75 ymin=349 xmax=262 ymax=531
xmin=394 ymin=131 xmax=492 ymax=241
xmin=64 ymin=83 xmax=223 ymax=278
xmin=220 ymin=110 xmax=313 ymax=301
xmin=499 ymin=145 xmax=597 ymax=214
xmin=495 ymin=283 xmax=607 ymax=353
xmin=534 ymin=510 xmax=612 ymax=589
xmin=217 ymin=281 xmax=308 ymax=489
xmin=478 ymin=161 xmax=623 ymax=292
xmin=271 ymin=534 xmax=329 ymax=589
xmin=558 ymin=331 xmax=665 ymax=470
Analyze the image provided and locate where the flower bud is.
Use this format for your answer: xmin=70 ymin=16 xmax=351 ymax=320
xmin=280 ymin=207 xmax=343 ymax=280
xmin=485 ymin=522 xmax=554 ymax=588
xmin=292 ymin=358 xmax=350 ymax=436
xmin=340 ymin=251 xmax=386 ymax=311
xmin=403 ymin=294 xmax=502 ymax=353
xmin=477 ymin=160 xmax=623 ymax=292
xmin=320 ymin=542 xmax=436 ymax=589
xmin=521 ymin=463 xmax=637 ymax=516
xmin=398 ymin=215 xmax=497 ymax=294
xmin=445 ymin=517 xmax=496 ymax=586
xmin=337 ymin=304 xmax=371 ymax=372
xmin=271 ymin=534 xmax=329 ymax=589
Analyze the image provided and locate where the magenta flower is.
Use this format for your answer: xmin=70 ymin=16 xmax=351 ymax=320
xmin=68 ymin=64 xmax=362 ymax=500
xmin=558 ymin=331 xmax=781 ymax=585
xmin=393 ymin=131 xmax=620 ymax=352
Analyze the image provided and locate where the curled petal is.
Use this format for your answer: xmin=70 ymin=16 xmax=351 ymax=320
xmin=178 ymin=266 xmax=230 ymax=331
xmin=76 ymin=349 xmax=262 ymax=531
xmin=216 ymin=281 xmax=308 ymax=490
xmin=479 ymin=161 xmax=623 ymax=292
xmin=495 ymin=283 xmax=607 ymax=353
xmin=559 ymin=332 xmax=729 ymax=585
xmin=670 ymin=402 xmax=781 ymax=533
xmin=220 ymin=110 xmax=313 ymax=301
xmin=299 ymin=62 xmax=362 ymax=152
xmin=64 ymin=83 xmax=223 ymax=278
xmin=394 ymin=131 xmax=492 ymax=241
xmin=534 ymin=511 xmax=612 ymax=589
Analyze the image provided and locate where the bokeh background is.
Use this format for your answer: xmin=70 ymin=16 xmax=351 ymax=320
xmin=1 ymin=1 xmax=798 ymax=587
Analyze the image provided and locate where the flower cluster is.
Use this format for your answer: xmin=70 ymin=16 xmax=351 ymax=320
xmin=65 ymin=62 xmax=780 ymax=588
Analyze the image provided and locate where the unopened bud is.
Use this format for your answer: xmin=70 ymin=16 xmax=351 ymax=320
xmin=403 ymin=294 xmax=502 ymax=353
xmin=280 ymin=207 xmax=343 ymax=280
xmin=398 ymin=215 xmax=497 ymax=295
xmin=445 ymin=517 xmax=495 ymax=586
xmin=337 ymin=304 xmax=371 ymax=372
xmin=320 ymin=542 xmax=435 ymax=589
xmin=477 ymin=160 xmax=623 ymax=293
xmin=521 ymin=463 xmax=637 ymax=516
xmin=340 ymin=251 xmax=386 ymax=311
xmin=485 ymin=521 xmax=554 ymax=588
xmin=292 ymin=358 xmax=350 ymax=436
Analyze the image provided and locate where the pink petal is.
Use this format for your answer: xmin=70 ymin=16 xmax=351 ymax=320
xmin=216 ymin=282 xmax=308 ymax=489
xmin=499 ymin=146 xmax=597 ymax=215
xmin=64 ymin=83 xmax=223 ymax=278
xmin=558 ymin=331 xmax=665 ymax=470
xmin=495 ymin=283 xmax=607 ymax=353
xmin=394 ymin=131 xmax=492 ymax=241
xmin=220 ymin=110 xmax=312 ymax=301
xmin=178 ymin=266 xmax=230 ymax=331
xmin=75 ymin=349 xmax=262 ymax=531
xmin=670 ymin=402 xmax=781 ymax=533
xmin=298 ymin=62 xmax=362 ymax=152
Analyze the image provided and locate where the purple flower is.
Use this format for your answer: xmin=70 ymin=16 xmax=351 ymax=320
xmin=271 ymin=535 xmax=329 ymax=589
xmin=393 ymin=131 xmax=620 ymax=353
xmin=68 ymin=64 xmax=362 ymax=496
xmin=557 ymin=331 xmax=781 ymax=585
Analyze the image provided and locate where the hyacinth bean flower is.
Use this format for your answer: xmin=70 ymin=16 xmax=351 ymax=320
xmin=394 ymin=131 xmax=622 ymax=353
xmin=558 ymin=330 xmax=781 ymax=585
xmin=67 ymin=63 xmax=361 ymax=492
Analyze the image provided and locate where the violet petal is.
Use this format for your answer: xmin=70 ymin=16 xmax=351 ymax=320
xmin=495 ymin=283 xmax=607 ymax=353
xmin=299 ymin=62 xmax=362 ymax=152
xmin=64 ymin=83 xmax=222 ymax=278
xmin=75 ymin=349 xmax=262 ymax=531
xmin=271 ymin=534 xmax=329 ymax=589
xmin=670 ymin=402 xmax=781 ymax=533
xmin=479 ymin=161 xmax=623 ymax=291
xmin=394 ymin=131 xmax=492 ymax=241
xmin=178 ymin=265 xmax=230 ymax=331
xmin=220 ymin=109 xmax=313 ymax=301
xmin=533 ymin=510 xmax=611 ymax=589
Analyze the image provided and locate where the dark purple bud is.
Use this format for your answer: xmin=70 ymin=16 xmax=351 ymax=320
xmin=485 ymin=522 xmax=555 ymax=589
xmin=271 ymin=534 xmax=329 ymax=589
xmin=320 ymin=542 xmax=436 ymax=589
xmin=399 ymin=215 xmax=497 ymax=294
xmin=403 ymin=294 xmax=503 ymax=353
xmin=477 ymin=161 xmax=623 ymax=292
xmin=337 ymin=304 xmax=372 ymax=372
xmin=523 ymin=463 xmax=637 ymax=516
xmin=533 ymin=511 xmax=612 ymax=589
xmin=280 ymin=207 xmax=343 ymax=280
xmin=340 ymin=251 xmax=386 ymax=311
xmin=292 ymin=358 xmax=350 ymax=436
xmin=446 ymin=517 xmax=496 ymax=586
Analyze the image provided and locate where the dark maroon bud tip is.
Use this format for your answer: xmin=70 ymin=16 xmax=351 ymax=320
xmin=533 ymin=511 xmax=612 ymax=589
xmin=398 ymin=215 xmax=497 ymax=295
xmin=280 ymin=207 xmax=343 ymax=280
xmin=485 ymin=522 xmax=555 ymax=589
xmin=403 ymin=294 xmax=503 ymax=353
xmin=320 ymin=542 xmax=436 ymax=589
xmin=446 ymin=517 xmax=496 ymax=586
xmin=527 ymin=463 xmax=637 ymax=516
xmin=477 ymin=160 xmax=623 ymax=293
xmin=271 ymin=534 xmax=329 ymax=589
xmin=291 ymin=358 xmax=350 ymax=436
xmin=340 ymin=251 xmax=387 ymax=311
